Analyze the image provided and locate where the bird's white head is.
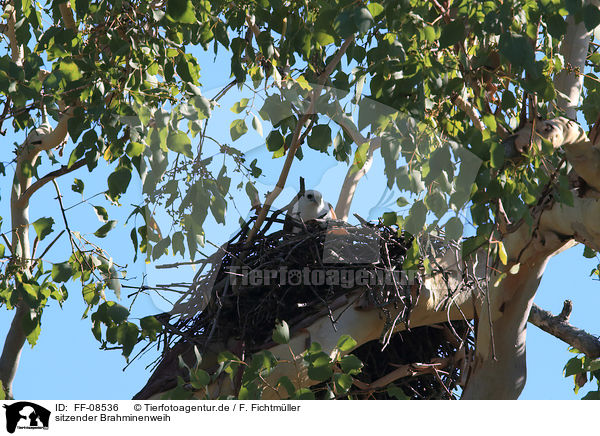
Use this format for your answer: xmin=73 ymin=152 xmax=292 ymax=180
xmin=303 ymin=190 xmax=323 ymax=207
xmin=295 ymin=190 xmax=327 ymax=221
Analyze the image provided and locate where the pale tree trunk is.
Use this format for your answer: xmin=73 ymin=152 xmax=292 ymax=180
xmin=461 ymin=8 xmax=598 ymax=399
xmin=0 ymin=0 xmax=76 ymax=398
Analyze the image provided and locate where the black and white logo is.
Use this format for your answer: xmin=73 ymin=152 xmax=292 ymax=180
xmin=3 ymin=402 xmax=50 ymax=433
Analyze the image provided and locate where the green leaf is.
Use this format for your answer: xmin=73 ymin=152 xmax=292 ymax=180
xmin=307 ymin=365 xmax=333 ymax=382
xmin=230 ymin=119 xmax=248 ymax=141
xmin=210 ymin=194 xmax=227 ymax=224
xmin=167 ymin=132 xmax=193 ymax=158
xmin=334 ymin=373 xmax=353 ymax=394
xmin=21 ymin=283 xmax=39 ymax=302
xmin=490 ymin=141 xmax=505 ymax=169
xmin=583 ymin=4 xmax=600 ymax=30
xmin=583 ymin=246 xmax=597 ymax=259
xmin=352 ymin=7 xmax=374 ymax=35
xmin=266 ymin=130 xmax=284 ymax=152
xmin=71 ymin=178 xmax=84 ymax=194
xmin=140 ymin=315 xmax=162 ymax=332
xmin=125 ymin=141 xmax=145 ymax=158
xmin=92 ymin=205 xmax=108 ymax=223
xmin=172 ymin=231 xmax=185 ymax=256
xmin=423 ymin=25 xmax=436 ymax=42
xmin=336 ymin=335 xmax=357 ymax=353
xmin=387 ymin=384 xmax=409 ymax=399
xmin=462 ymin=234 xmax=488 ymax=259
xmin=367 ymin=2 xmax=384 ymax=17
xmin=193 ymin=95 xmax=212 ymax=119
xmin=108 ymin=302 xmax=130 ymax=323
xmin=272 ymin=320 xmax=290 ymax=344
xmin=32 ymin=217 xmax=54 ymax=241
xmin=231 ymin=98 xmax=249 ymax=114
xmin=482 ymin=114 xmax=497 ymax=132
xmin=252 ymin=114 xmax=263 ymax=137
xmin=396 ymin=197 xmax=409 ymax=207
xmin=140 ymin=316 xmax=163 ymax=341
xmin=499 ymin=33 xmax=537 ymax=77
xmin=582 ymin=390 xmax=600 ymax=400
xmin=116 ymin=322 xmax=139 ymax=357
xmin=294 ymin=388 xmax=316 ymax=400
xmin=315 ymin=30 xmax=334 ymax=46
xmin=277 ymin=376 xmax=296 ymax=397
xmin=51 ymin=262 xmax=73 ymax=282
xmin=82 ymin=283 xmax=99 ymax=305
xmin=166 ymin=0 xmax=196 ymax=23
xmin=59 ymin=60 xmax=82 ymax=81
xmin=498 ymin=241 xmax=508 ymax=265
xmin=403 ymin=239 xmax=420 ymax=270
xmin=546 ymin=14 xmax=567 ymax=39
xmin=340 ymin=355 xmax=363 ymax=375
xmin=444 ymin=217 xmax=463 ymax=240
xmin=23 ymin=315 xmax=41 ymax=347
xmin=382 ymin=212 xmax=397 ymax=226
xmin=439 ymin=20 xmax=465 ymax=48
xmin=425 ymin=191 xmax=447 ymax=219
xmin=333 ymin=10 xmax=357 ymax=39
xmin=190 ymin=369 xmax=210 ymax=389
xmin=404 ymin=200 xmax=427 ymax=235
xmin=107 ymin=168 xmax=132 ymax=200
xmin=94 ymin=220 xmax=117 ymax=238
xmin=176 ymin=57 xmax=197 ymax=83
xmin=564 ymin=357 xmax=584 ymax=377
xmin=307 ymin=124 xmax=332 ymax=152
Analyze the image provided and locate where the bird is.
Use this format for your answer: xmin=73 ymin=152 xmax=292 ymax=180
xmin=283 ymin=190 xmax=337 ymax=233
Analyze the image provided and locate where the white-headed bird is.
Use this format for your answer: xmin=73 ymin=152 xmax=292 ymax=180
xmin=283 ymin=190 xmax=336 ymax=233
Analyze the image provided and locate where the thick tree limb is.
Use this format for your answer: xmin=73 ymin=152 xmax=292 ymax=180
xmin=244 ymin=36 xmax=355 ymax=245
xmin=529 ymin=303 xmax=600 ymax=359
xmin=506 ymin=117 xmax=600 ymax=193
xmin=330 ymin=108 xmax=382 ymax=221
xmin=454 ymin=95 xmax=486 ymax=133
xmin=4 ymin=2 xmax=24 ymax=66
xmin=334 ymin=139 xmax=380 ymax=221
xmin=20 ymin=158 xmax=87 ymax=206
xmin=0 ymin=305 xmax=29 ymax=399
xmin=553 ymin=15 xmax=591 ymax=119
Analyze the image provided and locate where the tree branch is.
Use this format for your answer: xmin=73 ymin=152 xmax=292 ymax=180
xmin=334 ymin=137 xmax=380 ymax=221
xmin=553 ymin=15 xmax=591 ymax=119
xmin=529 ymin=302 xmax=600 ymax=359
xmin=0 ymin=305 xmax=29 ymax=399
xmin=244 ymin=36 xmax=355 ymax=245
xmin=4 ymin=2 xmax=24 ymax=66
xmin=59 ymin=0 xmax=76 ymax=31
xmin=352 ymin=356 xmax=454 ymax=392
xmin=20 ymin=158 xmax=87 ymax=206
xmin=23 ymin=107 xmax=74 ymax=159
xmin=454 ymin=95 xmax=486 ymax=132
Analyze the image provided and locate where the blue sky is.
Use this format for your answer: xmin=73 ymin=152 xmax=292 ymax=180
xmin=0 ymin=41 xmax=599 ymax=400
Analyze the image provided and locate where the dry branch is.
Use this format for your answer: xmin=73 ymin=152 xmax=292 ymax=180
xmin=529 ymin=303 xmax=600 ymax=359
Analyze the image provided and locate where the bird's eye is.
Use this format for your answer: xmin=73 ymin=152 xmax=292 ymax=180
xmin=307 ymin=194 xmax=313 ymax=199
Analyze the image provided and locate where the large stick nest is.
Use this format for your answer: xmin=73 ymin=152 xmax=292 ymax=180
xmin=133 ymin=213 xmax=474 ymax=400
